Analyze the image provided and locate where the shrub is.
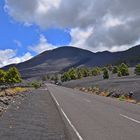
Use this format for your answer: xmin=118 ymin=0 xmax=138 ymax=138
xmin=0 ymin=69 xmax=6 ymax=86
xmin=5 ymin=67 xmax=22 ymax=86
xmin=30 ymin=81 xmax=42 ymax=89
xmin=112 ymin=66 xmax=118 ymax=74
xmin=68 ymin=68 xmax=77 ymax=80
xmin=106 ymin=64 xmax=113 ymax=71
xmin=119 ymin=95 xmax=126 ymax=101
xmin=118 ymin=70 xmax=122 ymax=77
xmin=76 ymin=69 xmax=83 ymax=79
xmin=119 ymin=63 xmax=129 ymax=76
xmin=80 ymin=67 xmax=90 ymax=77
xmin=103 ymin=68 xmax=109 ymax=79
xmin=61 ymin=72 xmax=71 ymax=82
xmin=91 ymin=67 xmax=101 ymax=76
xmin=135 ymin=64 xmax=140 ymax=75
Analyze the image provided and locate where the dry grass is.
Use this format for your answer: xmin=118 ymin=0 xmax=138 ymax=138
xmin=99 ymin=91 xmax=109 ymax=97
xmin=79 ymin=86 xmax=100 ymax=94
xmin=118 ymin=95 xmax=137 ymax=104
xmin=0 ymin=87 xmax=28 ymax=97
xmin=126 ymin=99 xmax=137 ymax=104
xmin=137 ymin=102 xmax=140 ymax=105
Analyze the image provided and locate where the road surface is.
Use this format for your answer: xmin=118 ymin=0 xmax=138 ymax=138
xmin=0 ymin=89 xmax=69 ymax=140
xmin=47 ymin=84 xmax=140 ymax=140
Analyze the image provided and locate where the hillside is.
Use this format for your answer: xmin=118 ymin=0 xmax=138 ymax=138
xmin=3 ymin=45 xmax=140 ymax=78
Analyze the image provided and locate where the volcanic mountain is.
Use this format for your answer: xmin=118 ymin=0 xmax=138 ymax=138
xmin=3 ymin=45 xmax=140 ymax=78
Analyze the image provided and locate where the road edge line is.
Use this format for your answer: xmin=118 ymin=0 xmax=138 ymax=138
xmin=47 ymin=87 xmax=83 ymax=140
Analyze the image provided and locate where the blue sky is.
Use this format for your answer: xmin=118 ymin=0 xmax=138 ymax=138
xmin=0 ymin=0 xmax=71 ymax=67
xmin=0 ymin=0 xmax=140 ymax=67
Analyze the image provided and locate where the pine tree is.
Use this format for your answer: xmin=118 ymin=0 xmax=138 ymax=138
xmin=118 ymin=70 xmax=122 ymax=77
xmin=5 ymin=67 xmax=22 ymax=86
xmin=0 ymin=69 xmax=6 ymax=86
xmin=91 ymin=67 xmax=101 ymax=76
xmin=119 ymin=63 xmax=129 ymax=76
xmin=61 ymin=72 xmax=71 ymax=82
xmin=68 ymin=68 xmax=77 ymax=80
xmin=103 ymin=68 xmax=109 ymax=79
xmin=135 ymin=64 xmax=140 ymax=75
xmin=112 ymin=66 xmax=118 ymax=74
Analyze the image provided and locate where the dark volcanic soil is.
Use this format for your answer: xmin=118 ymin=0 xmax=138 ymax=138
xmin=63 ymin=68 xmax=140 ymax=101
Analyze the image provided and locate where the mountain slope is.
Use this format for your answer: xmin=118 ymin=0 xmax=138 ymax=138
xmin=3 ymin=45 xmax=140 ymax=78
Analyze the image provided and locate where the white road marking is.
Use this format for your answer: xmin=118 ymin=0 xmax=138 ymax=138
xmin=60 ymin=108 xmax=83 ymax=140
xmin=84 ymin=98 xmax=91 ymax=103
xmin=40 ymin=88 xmax=48 ymax=91
xmin=50 ymin=91 xmax=60 ymax=106
xmin=48 ymin=89 xmax=83 ymax=140
xmin=120 ymin=114 xmax=140 ymax=124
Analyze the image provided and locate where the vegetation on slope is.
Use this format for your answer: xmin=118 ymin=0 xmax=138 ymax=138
xmin=60 ymin=63 xmax=131 ymax=82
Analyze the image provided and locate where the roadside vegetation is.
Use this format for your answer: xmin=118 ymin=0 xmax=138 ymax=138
xmin=0 ymin=67 xmax=33 ymax=97
xmin=60 ymin=63 xmax=130 ymax=82
xmin=29 ymin=81 xmax=43 ymax=89
xmin=0 ymin=67 xmax=43 ymax=95
xmin=0 ymin=67 xmax=43 ymax=114
xmin=103 ymin=68 xmax=109 ymax=79
xmin=43 ymin=63 xmax=140 ymax=85
xmin=59 ymin=63 xmax=140 ymax=105
xmin=135 ymin=64 xmax=140 ymax=75
xmin=0 ymin=67 xmax=22 ymax=88
xmin=77 ymin=86 xmax=137 ymax=104
xmin=61 ymin=67 xmax=101 ymax=82
xmin=38 ymin=63 xmax=140 ymax=105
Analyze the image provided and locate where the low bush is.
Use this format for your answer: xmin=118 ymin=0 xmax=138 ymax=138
xmin=117 ymin=70 xmax=122 ymax=77
xmin=118 ymin=95 xmax=126 ymax=101
xmin=112 ymin=66 xmax=118 ymax=74
xmin=103 ymin=68 xmax=109 ymax=79
xmin=118 ymin=63 xmax=129 ymax=76
xmin=30 ymin=81 xmax=42 ymax=89
xmin=135 ymin=64 xmax=140 ymax=75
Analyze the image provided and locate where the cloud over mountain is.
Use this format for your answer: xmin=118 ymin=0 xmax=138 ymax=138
xmin=5 ymin=0 xmax=140 ymax=51
xmin=0 ymin=49 xmax=32 ymax=68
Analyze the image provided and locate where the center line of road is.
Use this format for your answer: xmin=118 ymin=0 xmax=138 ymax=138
xmin=120 ymin=114 xmax=140 ymax=124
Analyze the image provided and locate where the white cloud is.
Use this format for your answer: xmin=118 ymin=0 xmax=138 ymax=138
xmin=4 ymin=0 xmax=140 ymax=52
xmin=0 ymin=49 xmax=32 ymax=68
xmin=70 ymin=27 xmax=94 ymax=50
xmin=29 ymin=34 xmax=56 ymax=54
xmin=37 ymin=0 xmax=61 ymax=14
xmin=104 ymin=15 xmax=124 ymax=28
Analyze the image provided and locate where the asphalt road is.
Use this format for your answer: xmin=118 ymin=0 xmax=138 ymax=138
xmin=0 ymin=89 xmax=68 ymax=140
xmin=47 ymin=84 xmax=140 ymax=140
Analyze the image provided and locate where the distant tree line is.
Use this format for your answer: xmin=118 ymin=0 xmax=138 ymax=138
xmin=0 ymin=67 xmax=22 ymax=87
xmin=61 ymin=67 xmax=101 ymax=82
xmin=60 ymin=63 xmax=140 ymax=82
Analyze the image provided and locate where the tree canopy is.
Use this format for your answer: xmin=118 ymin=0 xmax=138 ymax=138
xmin=0 ymin=67 xmax=22 ymax=86
xmin=135 ymin=64 xmax=140 ymax=75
